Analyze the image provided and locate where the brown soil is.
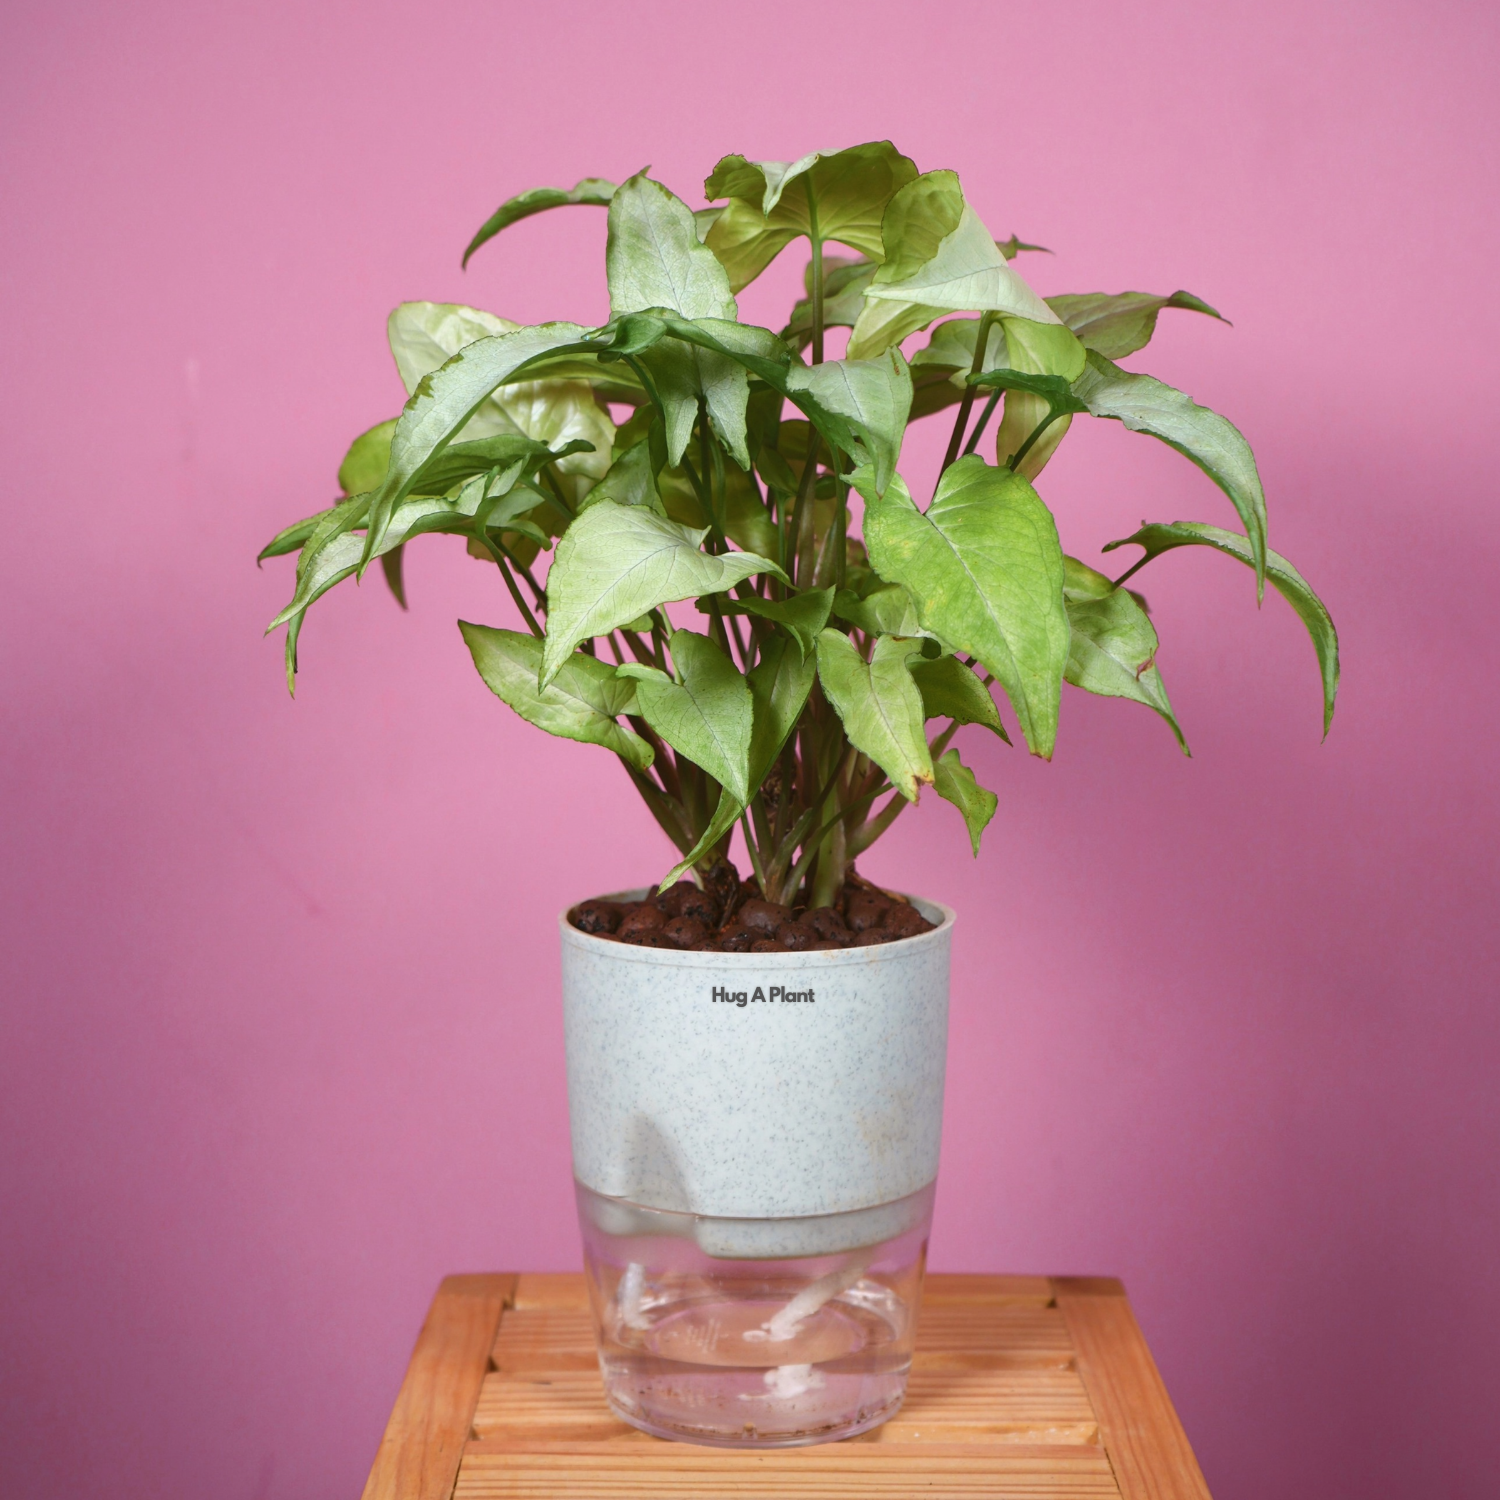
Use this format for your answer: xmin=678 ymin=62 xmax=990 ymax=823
xmin=567 ymin=865 xmax=936 ymax=953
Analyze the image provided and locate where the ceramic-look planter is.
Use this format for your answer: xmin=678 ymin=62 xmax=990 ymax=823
xmin=559 ymin=890 xmax=954 ymax=1447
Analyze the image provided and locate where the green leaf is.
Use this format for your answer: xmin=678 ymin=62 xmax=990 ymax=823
xmin=617 ymin=630 xmax=754 ymax=803
xmin=365 ymin=322 xmax=603 ymax=563
xmin=932 ymin=748 xmax=998 ymax=856
xmin=1047 ymin=290 xmax=1225 ymax=360
xmin=855 ymin=459 xmax=1068 ymax=758
xmin=996 ymin=235 xmax=1050 ymax=261
xmin=748 ymin=632 xmax=817 ymax=786
xmin=607 ymin=171 xmax=738 ymax=321
xmin=784 ymin=350 xmax=911 ymax=494
xmin=538 ymin=500 xmax=783 ymax=687
xmin=1062 ymin=557 xmax=1187 ymax=753
xmin=387 ymin=302 xmax=615 ymax=503
xmin=654 ymin=456 xmax=778 ymax=555
xmin=861 ymin=199 xmax=1060 ymax=328
xmin=258 ymin=511 xmax=324 ymax=563
xmin=910 ymin=655 xmax=1009 ymax=741
xmin=815 ymin=630 xmax=933 ymax=801
xmin=703 ymin=141 xmax=919 ymax=292
xmin=659 ymin=630 xmax=817 ymax=889
xmin=461 ymin=177 xmax=615 ymax=267
xmin=1073 ymin=351 xmax=1268 ymax=595
xmin=585 ymin=438 xmax=665 ymax=512
xmin=380 ymin=545 xmax=408 ymax=609
xmin=337 ymin=418 xmax=397 ymax=496
xmin=983 ymin=320 xmax=1088 ymax=480
xmin=459 ymin=622 xmax=653 ymax=770
xmin=1101 ymin=522 xmax=1339 ymax=735
xmin=710 ymin=586 xmax=834 ymax=660
xmin=831 ymin=579 xmax=929 ymax=640
xmin=910 ymin=316 xmax=1008 ymax=377
xmin=605 ymin=173 xmax=751 ymax=468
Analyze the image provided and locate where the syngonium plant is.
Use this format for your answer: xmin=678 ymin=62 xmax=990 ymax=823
xmin=261 ymin=141 xmax=1339 ymax=908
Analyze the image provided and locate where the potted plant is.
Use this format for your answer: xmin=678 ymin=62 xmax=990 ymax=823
xmin=260 ymin=141 xmax=1338 ymax=1447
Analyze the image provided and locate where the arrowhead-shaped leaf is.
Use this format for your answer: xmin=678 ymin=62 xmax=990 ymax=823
xmin=605 ymin=175 xmax=751 ymax=467
xmin=861 ymin=199 xmax=1060 ymax=327
xmin=815 ymin=630 xmax=933 ymax=801
xmin=1062 ymin=557 xmax=1187 ymax=753
xmin=1102 ymin=522 xmax=1339 ymax=735
xmin=711 ymin=587 xmax=834 ymax=660
xmin=607 ymin=171 xmax=738 ymax=321
xmin=461 ymin=178 xmax=615 ymax=267
xmin=910 ymin=655 xmax=1009 ymax=741
xmin=784 ymin=350 xmax=912 ymax=494
xmin=459 ymin=623 xmax=654 ymax=770
xmin=703 ymin=141 xmax=918 ymax=292
xmin=1073 ymin=351 xmax=1268 ymax=595
xmin=617 ymin=630 xmax=754 ymax=803
xmin=932 ymin=748 xmax=998 ymax=856
xmin=831 ymin=578 xmax=933 ymax=641
xmin=854 ymin=458 xmax=1068 ymax=758
xmin=539 ymin=500 xmax=783 ymax=686
xmin=1047 ymin=290 xmax=1225 ymax=360
xmin=387 ymin=302 xmax=615 ymax=504
xmin=658 ymin=632 xmax=817 ymax=888
xmin=365 ymin=322 xmax=604 ymax=562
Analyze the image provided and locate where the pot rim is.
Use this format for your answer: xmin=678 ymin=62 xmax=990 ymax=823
xmin=559 ymin=887 xmax=955 ymax=968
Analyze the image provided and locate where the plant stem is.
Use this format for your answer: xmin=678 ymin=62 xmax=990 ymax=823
xmin=484 ymin=541 xmax=542 ymax=637
xmin=805 ymin=179 xmax=825 ymax=366
xmin=940 ymin=312 xmax=996 ymax=476
xmin=1006 ymin=410 xmax=1062 ymax=474
xmin=962 ymin=389 xmax=1002 ymax=456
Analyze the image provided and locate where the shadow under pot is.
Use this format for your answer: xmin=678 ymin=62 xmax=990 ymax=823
xmin=559 ymin=889 xmax=954 ymax=1448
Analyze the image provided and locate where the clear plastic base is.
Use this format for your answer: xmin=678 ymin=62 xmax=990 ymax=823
xmin=576 ymin=1181 xmax=934 ymax=1448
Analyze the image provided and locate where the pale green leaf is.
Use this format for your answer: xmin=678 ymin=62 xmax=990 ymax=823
xmin=1062 ymin=556 xmax=1187 ymax=753
xmin=854 ymin=458 xmax=1067 ymax=758
xmin=703 ymin=141 xmax=918 ymax=292
xmin=910 ymin=655 xmax=1009 ymax=741
xmin=462 ymin=177 xmax=615 ymax=267
xmin=605 ymin=175 xmax=751 ymax=468
xmin=387 ymin=302 xmax=614 ymax=500
xmin=831 ymin=579 xmax=931 ymax=640
xmin=661 ymin=790 xmax=743 ymax=889
xmin=1102 ymin=522 xmax=1339 ymax=735
xmin=337 ymin=418 xmax=396 ymax=496
xmin=815 ymin=630 xmax=933 ymax=801
xmin=1047 ymin=290 xmax=1225 ymax=360
xmin=618 ymin=629 xmax=753 ymax=803
xmin=784 ymin=257 xmax=877 ymax=346
xmin=539 ymin=500 xmax=783 ymax=686
xmin=862 ymin=203 xmax=1061 ymax=325
xmin=986 ymin=319 xmax=1087 ymax=479
xmin=932 ymin=748 xmax=998 ymax=856
xmin=784 ymin=350 xmax=911 ymax=494
xmin=366 ymin=321 xmax=603 ymax=560
xmin=1073 ymin=351 xmax=1268 ymax=594
xmin=607 ymin=171 xmax=737 ymax=321
xmin=459 ymin=622 xmax=653 ymax=770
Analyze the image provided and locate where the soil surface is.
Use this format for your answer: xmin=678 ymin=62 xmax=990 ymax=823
xmin=567 ymin=866 xmax=936 ymax=952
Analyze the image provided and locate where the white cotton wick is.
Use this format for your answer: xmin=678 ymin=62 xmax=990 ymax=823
xmin=744 ymin=1259 xmax=870 ymax=1344
xmin=761 ymin=1363 xmax=825 ymax=1398
xmin=616 ymin=1262 xmax=652 ymax=1331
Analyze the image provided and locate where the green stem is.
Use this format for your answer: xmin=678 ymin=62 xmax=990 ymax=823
xmin=962 ymin=389 xmax=1002 ymax=457
xmin=940 ymin=312 xmax=996 ymax=476
xmin=805 ymin=180 xmax=825 ymax=367
xmin=1006 ymin=408 xmax=1062 ymax=473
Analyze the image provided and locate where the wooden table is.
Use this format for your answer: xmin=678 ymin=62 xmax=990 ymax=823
xmin=361 ymin=1272 xmax=1212 ymax=1499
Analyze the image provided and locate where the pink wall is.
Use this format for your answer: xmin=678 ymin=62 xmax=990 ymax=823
xmin=2 ymin=2 xmax=1496 ymax=1495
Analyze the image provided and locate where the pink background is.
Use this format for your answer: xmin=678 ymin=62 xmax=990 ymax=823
xmin=3 ymin=2 xmax=1496 ymax=1495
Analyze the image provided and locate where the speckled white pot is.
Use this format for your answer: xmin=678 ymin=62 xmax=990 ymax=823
xmin=560 ymin=891 xmax=953 ymax=1254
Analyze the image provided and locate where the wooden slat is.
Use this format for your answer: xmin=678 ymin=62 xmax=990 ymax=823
xmin=921 ymin=1274 xmax=1055 ymax=1306
xmin=472 ymin=1364 xmax=1099 ymax=1447
xmin=454 ymin=1444 xmax=1118 ymax=1497
xmin=492 ymin=1307 xmax=598 ymax=1371
xmin=1052 ymin=1279 xmax=1212 ymax=1500
xmin=511 ymin=1273 xmax=592 ymax=1311
xmin=361 ymin=1273 xmax=515 ymax=1500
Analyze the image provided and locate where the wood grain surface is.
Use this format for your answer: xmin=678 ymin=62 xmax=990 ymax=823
xmin=362 ymin=1272 xmax=1212 ymax=1500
